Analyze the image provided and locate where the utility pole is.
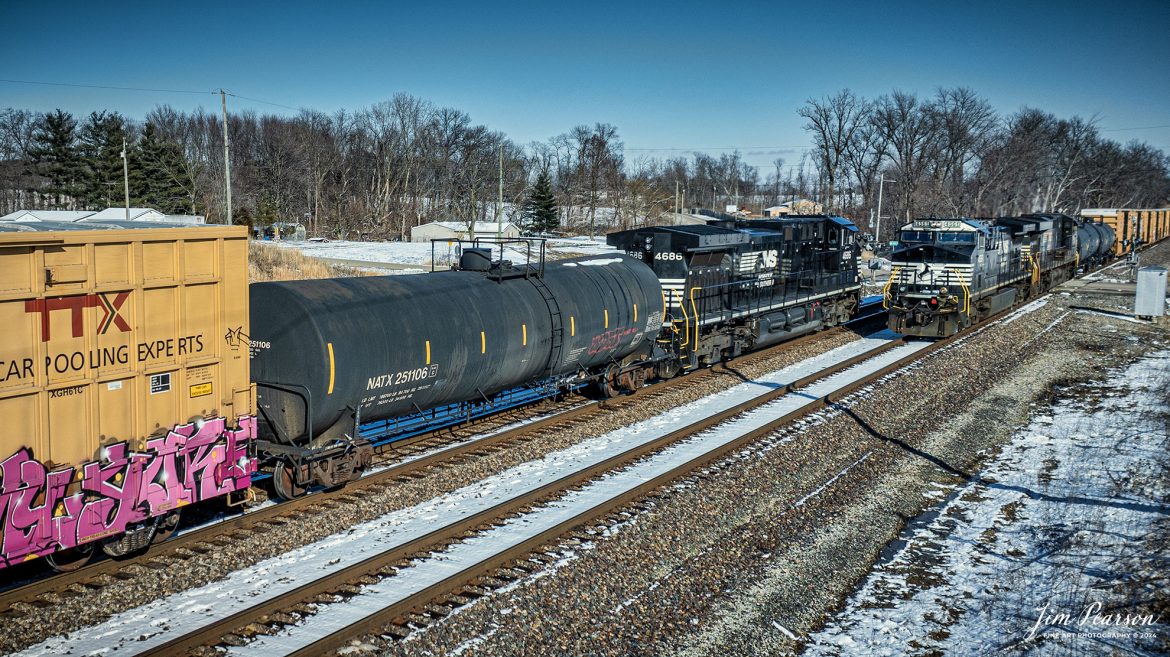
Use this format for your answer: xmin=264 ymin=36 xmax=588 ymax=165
xmin=674 ymin=180 xmax=679 ymax=216
xmin=121 ymin=138 xmax=130 ymax=221
xmin=220 ymin=89 xmax=233 ymax=225
xmin=875 ymin=173 xmax=896 ymax=250
xmin=497 ymin=145 xmax=503 ymax=241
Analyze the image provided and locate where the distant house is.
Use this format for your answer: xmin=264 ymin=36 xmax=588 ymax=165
xmin=0 ymin=210 xmax=96 ymax=222
xmin=763 ymin=199 xmax=824 ymax=217
xmin=410 ymin=221 xmax=521 ymax=243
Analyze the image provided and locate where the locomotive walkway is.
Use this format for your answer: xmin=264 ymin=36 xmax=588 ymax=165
xmin=13 ymin=331 xmax=930 ymax=657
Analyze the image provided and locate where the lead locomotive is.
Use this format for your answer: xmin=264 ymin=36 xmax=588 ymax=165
xmin=885 ymin=213 xmax=1115 ymax=337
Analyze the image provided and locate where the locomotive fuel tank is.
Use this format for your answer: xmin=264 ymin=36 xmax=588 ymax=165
xmin=250 ymin=254 xmax=662 ymax=444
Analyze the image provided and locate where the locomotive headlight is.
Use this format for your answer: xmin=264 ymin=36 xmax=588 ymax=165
xmin=940 ymin=286 xmax=949 ymax=295
xmin=898 ymin=285 xmax=907 ymax=292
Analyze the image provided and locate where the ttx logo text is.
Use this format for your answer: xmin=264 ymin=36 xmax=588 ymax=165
xmin=1 ymin=292 xmax=205 ymax=383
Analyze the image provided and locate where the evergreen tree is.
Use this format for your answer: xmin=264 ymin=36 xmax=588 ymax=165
xmin=522 ymin=169 xmax=559 ymax=233
xmin=78 ymin=111 xmax=137 ymax=210
xmin=137 ymin=122 xmax=193 ymax=214
xmin=26 ymin=110 xmax=82 ymax=208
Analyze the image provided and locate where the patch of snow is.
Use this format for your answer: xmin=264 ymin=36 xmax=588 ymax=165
xmin=805 ymin=350 xmax=1170 ymax=655
xmin=1000 ymin=296 xmax=1049 ymax=324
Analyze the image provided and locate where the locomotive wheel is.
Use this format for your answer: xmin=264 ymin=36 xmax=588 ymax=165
xmin=45 ymin=543 xmax=96 ymax=572
xmin=274 ymin=460 xmax=309 ymax=500
xmin=152 ymin=509 xmax=182 ymax=544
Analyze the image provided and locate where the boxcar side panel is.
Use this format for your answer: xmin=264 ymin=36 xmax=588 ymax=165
xmin=0 ymin=226 xmax=256 ymax=569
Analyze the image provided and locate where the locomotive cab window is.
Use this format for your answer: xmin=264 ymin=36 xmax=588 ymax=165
xmin=939 ymin=232 xmax=975 ymax=244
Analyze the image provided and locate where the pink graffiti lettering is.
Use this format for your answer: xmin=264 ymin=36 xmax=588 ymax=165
xmin=586 ymin=327 xmax=638 ymax=355
xmin=0 ymin=416 xmax=256 ymax=569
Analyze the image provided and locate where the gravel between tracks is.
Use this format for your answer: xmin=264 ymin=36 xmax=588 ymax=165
xmin=0 ymin=327 xmax=864 ymax=653
xmin=335 ymin=245 xmax=1170 ymax=657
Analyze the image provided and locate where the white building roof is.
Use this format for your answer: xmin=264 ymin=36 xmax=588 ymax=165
xmin=86 ymin=207 xmax=167 ymax=221
xmin=427 ymin=221 xmax=518 ymax=232
xmin=161 ymin=214 xmax=206 ymax=224
xmin=0 ymin=209 xmax=96 ymax=222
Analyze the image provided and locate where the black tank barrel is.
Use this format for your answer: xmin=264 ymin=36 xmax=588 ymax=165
xmin=250 ymin=254 xmax=662 ymax=443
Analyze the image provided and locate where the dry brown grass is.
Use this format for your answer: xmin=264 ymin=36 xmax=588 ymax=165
xmin=248 ymin=241 xmax=374 ymax=282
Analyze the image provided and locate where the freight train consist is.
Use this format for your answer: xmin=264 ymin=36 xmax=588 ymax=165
xmin=251 ymin=215 xmax=862 ymax=498
xmin=0 ymin=207 xmax=1162 ymax=573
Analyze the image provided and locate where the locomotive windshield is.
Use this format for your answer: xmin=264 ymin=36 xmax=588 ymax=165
xmin=899 ymin=230 xmax=975 ymax=245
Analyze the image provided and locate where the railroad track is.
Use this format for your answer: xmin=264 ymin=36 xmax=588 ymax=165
xmin=0 ymin=307 xmax=887 ymax=619
xmin=18 ymin=327 xmax=949 ymax=656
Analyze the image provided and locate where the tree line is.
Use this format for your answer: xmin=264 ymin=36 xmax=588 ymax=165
xmin=1 ymin=87 xmax=1166 ymax=242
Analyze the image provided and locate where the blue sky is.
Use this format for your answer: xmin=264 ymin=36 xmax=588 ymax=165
xmin=2 ymin=0 xmax=1168 ymax=173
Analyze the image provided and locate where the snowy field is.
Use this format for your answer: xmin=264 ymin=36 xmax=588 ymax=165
xmin=269 ymin=235 xmax=618 ymax=270
xmin=805 ymin=350 xmax=1170 ymax=655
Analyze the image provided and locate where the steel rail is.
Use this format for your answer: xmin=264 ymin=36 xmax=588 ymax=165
xmin=132 ymin=337 xmax=908 ymax=656
xmin=0 ymin=311 xmax=885 ymax=615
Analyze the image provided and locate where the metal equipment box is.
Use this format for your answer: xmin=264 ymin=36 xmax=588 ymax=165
xmin=0 ymin=222 xmax=255 ymax=567
xmin=1135 ymin=266 xmax=1167 ymax=319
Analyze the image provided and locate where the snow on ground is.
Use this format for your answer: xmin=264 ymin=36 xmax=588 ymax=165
xmin=14 ymin=331 xmax=917 ymax=657
xmin=804 ymin=350 xmax=1170 ymax=656
xmin=1000 ymin=296 xmax=1049 ymax=324
xmin=1083 ymin=259 xmax=1134 ymax=282
xmin=269 ymin=235 xmax=618 ymax=270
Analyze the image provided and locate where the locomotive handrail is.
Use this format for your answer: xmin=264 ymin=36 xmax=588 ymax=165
xmin=946 ymin=267 xmax=972 ymax=315
xmin=883 ymin=267 xmax=902 ymax=309
xmin=689 ymin=287 xmax=701 ymax=351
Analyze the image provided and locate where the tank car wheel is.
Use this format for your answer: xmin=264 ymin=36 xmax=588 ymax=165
xmin=274 ymin=460 xmax=309 ymax=500
xmin=45 ymin=542 xmax=96 ymax=572
xmin=598 ymin=365 xmax=621 ymax=398
xmin=152 ymin=509 xmax=182 ymax=544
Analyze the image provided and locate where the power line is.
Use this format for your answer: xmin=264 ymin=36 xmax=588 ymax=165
xmin=0 ymin=78 xmax=216 ymax=95
xmin=225 ymin=92 xmax=303 ymax=113
xmin=1101 ymin=123 xmax=1170 ymax=132
xmin=0 ymin=78 xmax=305 ymax=113
xmin=626 ymin=145 xmax=812 ymax=151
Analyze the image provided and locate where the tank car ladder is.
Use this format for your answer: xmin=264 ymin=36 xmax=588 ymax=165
xmin=529 ymin=275 xmax=566 ymax=376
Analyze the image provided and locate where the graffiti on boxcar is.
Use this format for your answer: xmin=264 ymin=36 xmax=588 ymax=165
xmin=0 ymin=416 xmax=256 ymax=569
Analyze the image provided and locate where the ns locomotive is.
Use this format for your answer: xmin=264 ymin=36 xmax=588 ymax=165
xmin=884 ymin=213 xmax=1115 ymax=337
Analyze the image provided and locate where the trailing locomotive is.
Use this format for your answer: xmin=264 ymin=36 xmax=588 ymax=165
xmin=885 ymin=213 xmax=1115 ymax=337
xmin=608 ymin=214 xmax=863 ymax=372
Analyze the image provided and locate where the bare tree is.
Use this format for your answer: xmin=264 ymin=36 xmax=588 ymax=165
xmin=872 ymin=90 xmax=939 ymax=221
xmin=799 ymin=89 xmax=870 ymax=212
xmin=926 ymin=87 xmax=997 ymax=214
